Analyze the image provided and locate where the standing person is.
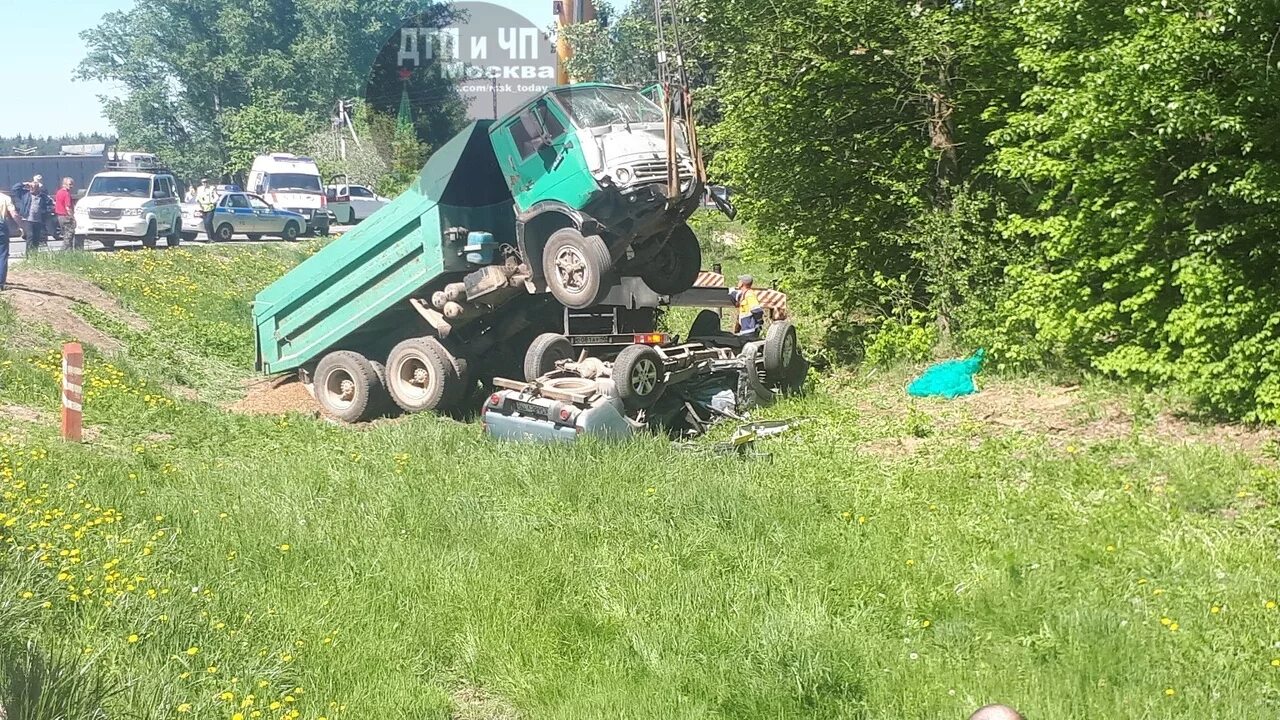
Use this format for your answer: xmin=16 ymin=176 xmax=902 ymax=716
xmin=18 ymin=182 xmax=51 ymax=255
xmin=54 ymin=177 xmax=78 ymax=249
xmin=0 ymin=190 xmax=21 ymax=291
xmin=183 ymin=184 xmax=197 ymax=203
xmin=196 ymin=178 xmax=218 ymax=240
xmin=728 ymin=274 xmax=765 ymax=337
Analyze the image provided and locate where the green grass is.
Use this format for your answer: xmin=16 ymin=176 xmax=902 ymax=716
xmin=1 ymin=245 xmax=1279 ymax=719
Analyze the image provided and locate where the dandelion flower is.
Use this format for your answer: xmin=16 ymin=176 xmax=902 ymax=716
xmin=186 ymin=646 xmax=200 ymax=656
xmin=1164 ymin=688 xmax=1176 ymax=697
xmin=177 ymin=703 xmax=192 ymax=713
xmin=1267 ymin=600 xmax=1277 ymax=610
xmin=278 ymin=544 xmax=291 ymax=553
xmin=921 ymin=619 xmax=931 ymax=628
xmin=127 ymin=634 xmax=139 ymax=644
xmin=1210 ymin=605 xmax=1221 ymax=614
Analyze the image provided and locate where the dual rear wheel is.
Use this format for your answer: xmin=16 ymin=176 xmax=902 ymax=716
xmin=310 ymin=338 xmax=472 ymax=423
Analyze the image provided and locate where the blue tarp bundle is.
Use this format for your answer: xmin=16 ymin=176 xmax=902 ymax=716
xmin=907 ymin=349 xmax=986 ymax=399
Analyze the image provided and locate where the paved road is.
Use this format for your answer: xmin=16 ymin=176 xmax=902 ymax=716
xmin=5 ymin=225 xmax=355 ymax=262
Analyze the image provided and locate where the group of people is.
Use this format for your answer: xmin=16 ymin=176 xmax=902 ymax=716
xmin=0 ymin=174 xmax=78 ymax=292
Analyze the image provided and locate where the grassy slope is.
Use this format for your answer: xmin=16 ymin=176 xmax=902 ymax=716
xmin=0 ymin=240 xmax=1278 ymax=719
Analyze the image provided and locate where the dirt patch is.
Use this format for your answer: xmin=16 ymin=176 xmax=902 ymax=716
xmin=451 ymin=685 xmax=519 ymax=720
xmin=2 ymin=268 xmax=148 ymax=354
xmin=0 ymin=404 xmax=47 ymax=424
xmin=227 ymin=375 xmax=319 ymax=416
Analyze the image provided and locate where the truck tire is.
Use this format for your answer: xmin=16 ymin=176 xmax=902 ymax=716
xmin=543 ymin=228 xmax=610 ymax=309
xmin=524 ymin=333 xmax=574 ymax=382
xmin=314 ymin=350 xmax=386 ymax=423
xmin=386 ymin=337 xmax=460 ymax=414
xmin=639 ymin=223 xmax=702 ymax=295
xmin=167 ymin=221 xmax=182 ymax=247
xmin=98 ymin=237 xmax=116 ymax=250
xmin=764 ymin=321 xmax=799 ymax=385
xmin=612 ymin=343 xmax=666 ymax=412
xmin=141 ymin=220 xmax=158 ymax=248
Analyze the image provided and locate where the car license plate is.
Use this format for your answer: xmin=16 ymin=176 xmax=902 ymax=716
xmin=91 ymin=225 xmax=117 ymax=232
xmin=515 ymin=401 xmax=546 ymax=418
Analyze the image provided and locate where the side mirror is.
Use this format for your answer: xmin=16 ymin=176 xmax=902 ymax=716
xmin=711 ymin=190 xmax=737 ymax=221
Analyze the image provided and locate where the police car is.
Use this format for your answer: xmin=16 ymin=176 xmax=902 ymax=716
xmin=194 ymin=191 xmax=308 ymax=242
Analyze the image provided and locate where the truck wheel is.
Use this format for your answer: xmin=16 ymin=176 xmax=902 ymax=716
xmin=612 ymin=344 xmax=666 ymax=412
xmin=639 ymin=223 xmax=702 ymax=295
xmin=314 ymin=350 xmax=386 ymax=423
xmin=98 ymin=237 xmax=115 ymax=250
xmin=166 ymin=221 xmax=181 ymax=247
xmin=216 ymin=223 xmax=235 ymax=242
xmin=523 ymin=333 xmax=574 ymax=382
xmin=246 ymin=233 xmax=263 ymax=241
xmin=281 ymin=222 xmax=300 ymax=241
xmin=386 ymin=337 xmax=459 ymax=414
xmin=141 ymin=221 xmax=158 ymax=248
xmin=543 ymin=228 xmax=611 ymax=309
xmin=764 ymin=321 xmax=799 ymax=384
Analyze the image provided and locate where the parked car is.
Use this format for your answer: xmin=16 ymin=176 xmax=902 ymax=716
xmin=74 ymin=164 xmax=183 ymax=249
xmin=325 ymin=182 xmax=391 ymax=225
xmin=195 ymin=191 xmax=306 ymax=242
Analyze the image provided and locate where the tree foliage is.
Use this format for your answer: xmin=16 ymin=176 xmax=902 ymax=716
xmin=687 ymin=0 xmax=1280 ymax=421
xmin=221 ymin=95 xmax=318 ymax=182
xmin=985 ymin=0 xmax=1280 ymax=422
xmin=78 ymin=0 xmax=465 ymax=182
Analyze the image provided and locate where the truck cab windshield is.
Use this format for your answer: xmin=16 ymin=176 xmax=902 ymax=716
xmin=553 ymin=86 xmax=663 ymax=129
xmin=86 ymin=176 xmax=151 ymax=198
xmin=266 ymin=174 xmax=322 ymax=193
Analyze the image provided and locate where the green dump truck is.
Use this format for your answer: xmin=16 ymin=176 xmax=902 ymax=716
xmin=252 ymin=83 xmax=712 ymax=422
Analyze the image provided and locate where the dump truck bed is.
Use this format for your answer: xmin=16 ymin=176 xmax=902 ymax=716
xmin=252 ymin=121 xmax=517 ymax=374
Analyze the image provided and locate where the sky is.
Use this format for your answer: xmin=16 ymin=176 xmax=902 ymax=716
xmin=0 ymin=0 xmax=553 ymax=138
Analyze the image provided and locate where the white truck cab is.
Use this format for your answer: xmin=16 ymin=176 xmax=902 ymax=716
xmin=75 ymin=156 xmax=182 ymax=249
xmin=247 ymin=154 xmax=330 ymax=236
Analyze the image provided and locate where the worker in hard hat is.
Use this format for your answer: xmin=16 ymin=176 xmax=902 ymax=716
xmin=729 ymin=274 xmax=764 ymax=337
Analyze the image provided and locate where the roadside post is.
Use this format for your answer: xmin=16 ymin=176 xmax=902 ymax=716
xmin=61 ymin=342 xmax=83 ymax=442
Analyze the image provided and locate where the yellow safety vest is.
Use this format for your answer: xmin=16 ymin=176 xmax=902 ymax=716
xmin=736 ymin=289 xmax=762 ymax=320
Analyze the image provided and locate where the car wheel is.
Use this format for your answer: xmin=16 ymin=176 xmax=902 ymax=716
xmin=523 ymin=333 xmax=574 ymax=382
xmin=313 ymin=350 xmax=388 ymax=423
xmin=542 ymin=228 xmax=611 ymax=310
xmin=347 ymin=208 xmax=357 ymax=225
xmin=639 ymin=223 xmax=702 ymax=295
xmin=181 ymin=232 xmax=198 ymax=243
xmin=612 ymin=344 xmax=666 ymax=412
xmin=216 ymin=223 xmax=235 ymax=242
xmin=141 ymin=220 xmax=158 ymax=248
xmin=763 ymin=321 xmax=799 ymax=385
xmin=386 ymin=337 xmax=461 ymax=414
xmin=281 ymin=222 xmax=300 ymax=241
xmin=246 ymin=233 xmax=263 ymax=241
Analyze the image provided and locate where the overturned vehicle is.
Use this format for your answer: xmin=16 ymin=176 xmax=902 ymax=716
xmin=482 ymin=281 xmax=807 ymax=443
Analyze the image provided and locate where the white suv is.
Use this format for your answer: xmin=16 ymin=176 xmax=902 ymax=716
xmin=75 ymin=170 xmax=183 ymax=249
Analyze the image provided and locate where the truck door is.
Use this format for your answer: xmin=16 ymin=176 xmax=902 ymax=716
xmin=504 ymin=100 xmax=576 ymax=206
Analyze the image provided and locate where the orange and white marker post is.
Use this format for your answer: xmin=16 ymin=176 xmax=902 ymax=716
xmin=61 ymin=342 xmax=84 ymax=442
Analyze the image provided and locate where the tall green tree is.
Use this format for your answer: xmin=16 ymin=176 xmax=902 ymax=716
xmin=693 ymin=0 xmax=1023 ymax=352
xmin=987 ymin=0 xmax=1280 ymax=422
xmin=77 ymin=0 xmax=464 ymax=180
